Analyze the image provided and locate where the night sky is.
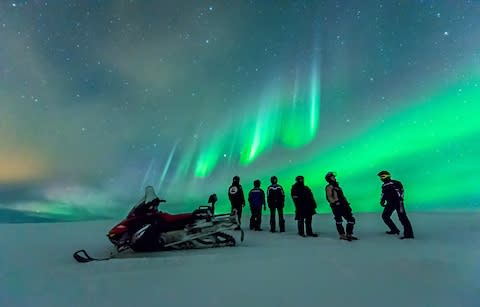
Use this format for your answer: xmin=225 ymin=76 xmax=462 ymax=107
xmin=1 ymin=0 xmax=479 ymax=221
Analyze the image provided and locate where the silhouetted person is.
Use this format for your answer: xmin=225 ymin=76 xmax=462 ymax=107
xmin=248 ymin=179 xmax=266 ymax=231
xmin=378 ymin=171 xmax=414 ymax=239
xmin=291 ymin=176 xmax=318 ymax=237
xmin=267 ymin=176 xmax=285 ymax=232
xmin=325 ymin=172 xmax=358 ymax=241
xmin=228 ymin=176 xmax=245 ymax=228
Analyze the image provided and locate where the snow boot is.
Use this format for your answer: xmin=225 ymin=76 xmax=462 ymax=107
xmin=386 ymin=230 xmax=400 ymax=235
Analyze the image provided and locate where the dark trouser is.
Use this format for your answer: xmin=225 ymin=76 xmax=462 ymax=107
xmin=232 ymin=206 xmax=243 ymax=225
xmin=297 ymin=216 xmax=313 ymax=236
xmin=331 ymin=204 xmax=355 ymax=235
xmin=382 ymin=202 xmax=414 ymax=237
xmin=250 ymin=207 xmax=262 ymax=230
xmin=269 ymin=207 xmax=285 ymax=232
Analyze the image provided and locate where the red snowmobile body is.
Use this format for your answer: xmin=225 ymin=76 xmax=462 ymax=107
xmin=106 ymin=193 xmax=241 ymax=252
xmin=72 ymin=188 xmax=242 ymax=263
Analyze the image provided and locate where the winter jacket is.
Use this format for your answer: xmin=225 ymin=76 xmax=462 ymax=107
xmin=291 ymin=183 xmax=317 ymax=219
xmin=380 ymin=179 xmax=404 ymax=205
xmin=267 ymin=184 xmax=285 ymax=209
xmin=228 ymin=184 xmax=245 ymax=208
xmin=248 ymin=188 xmax=266 ymax=210
xmin=325 ymin=183 xmax=349 ymax=206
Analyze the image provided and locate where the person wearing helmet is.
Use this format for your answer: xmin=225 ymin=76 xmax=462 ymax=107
xmin=377 ymin=171 xmax=414 ymax=239
xmin=248 ymin=179 xmax=266 ymax=231
xmin=325 ymin=172 xmax=358 ymax=241
xmin=228 ymin=176 xmax=246 ymax=228
xmin=267 ymin=176 xmax=285 ymax=232
xmin=291 ymin=176 xmax=318 ymax=237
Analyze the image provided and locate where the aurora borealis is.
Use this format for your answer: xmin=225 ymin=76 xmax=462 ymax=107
xmin=1 ymin=1 xmax=479 ymax=221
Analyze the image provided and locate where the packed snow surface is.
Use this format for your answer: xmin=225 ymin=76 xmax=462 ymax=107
xmin=1 ymin=212 xmax=479 ymax=307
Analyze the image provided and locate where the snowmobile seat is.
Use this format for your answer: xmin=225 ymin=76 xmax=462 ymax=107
xmin=158 ymin=213 xmax=195 ymax=229
xmin=192 ymin=206 xmax=213 ymax=220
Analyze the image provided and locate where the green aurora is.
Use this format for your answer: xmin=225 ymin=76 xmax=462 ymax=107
xmin=182 ymin=70 xmax=480 ymax=215
xmin=0 ymin=1 xmax=479 ymax=221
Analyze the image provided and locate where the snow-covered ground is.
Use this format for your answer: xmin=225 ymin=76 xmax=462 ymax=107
xmin=1 ymin=212 xmax=479 ymax=307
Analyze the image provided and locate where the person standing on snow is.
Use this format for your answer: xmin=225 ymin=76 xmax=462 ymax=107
xmin=377 ymin=171 xmax=414 ymax=239
xmin=248 ymin=179 xmax=266 ymax=231
xmin=228 ymin=176 xmax=245 ymax=227
xmin=291 ymin=176 xmax=318 ymax=237
xmin=325 ymin=172 xmax=358 ymax=241
xmin=267 ymin=176 xmax=285 ymax=232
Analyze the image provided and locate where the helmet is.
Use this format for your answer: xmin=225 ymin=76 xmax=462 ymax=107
xmin=325 ymin=171 xmax=336 ymax=182
xmin=377 ymin=170 xmax=390 ymax=177
xmin=377 ymin=171 xmax=391 ymax=181
xmin=270 ymin=176 xmax=278 ymax=184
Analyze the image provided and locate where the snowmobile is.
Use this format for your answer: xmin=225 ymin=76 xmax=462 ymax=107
xmin=107 ymin=192 xmax=244 ymax=252
xmin=73 ymin=186 xmax=244 ymax=263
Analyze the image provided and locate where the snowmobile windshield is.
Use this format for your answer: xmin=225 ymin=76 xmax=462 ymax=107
xmin=144 ymin=186 xmax=158 ymax=203
xmin=127 ymin=186 xmax=161 ymax=217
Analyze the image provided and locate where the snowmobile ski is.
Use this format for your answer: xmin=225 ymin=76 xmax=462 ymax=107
xmin=73 ymin=249 xmax=122 ymax=263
